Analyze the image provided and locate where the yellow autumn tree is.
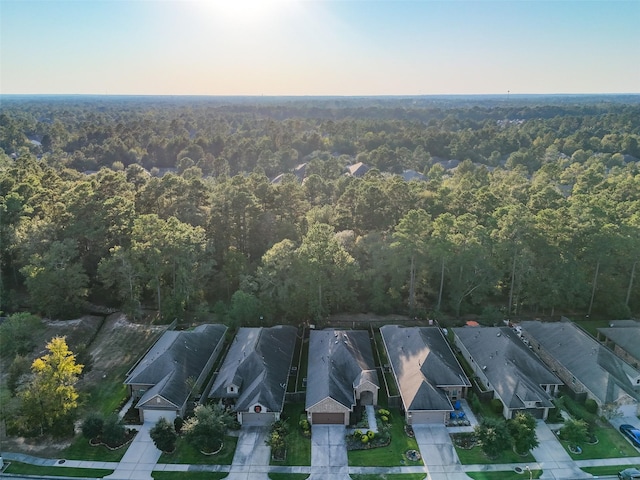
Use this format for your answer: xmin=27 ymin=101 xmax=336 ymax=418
xmin=19 ymin=336 xmax=83 ymax=436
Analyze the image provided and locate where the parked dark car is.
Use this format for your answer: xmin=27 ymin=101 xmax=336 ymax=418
xmin=618 ymin=467 xmax=640 ymax=479
xmin=620 ymin=424 xmax=640 ymax=448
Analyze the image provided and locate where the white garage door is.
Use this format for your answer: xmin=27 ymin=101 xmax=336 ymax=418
xmin=143 ymin=409 xmax=177 ymax=424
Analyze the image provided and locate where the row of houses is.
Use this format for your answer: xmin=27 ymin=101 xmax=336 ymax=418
xmin=123 ymin=319 xmax=640 ymax=427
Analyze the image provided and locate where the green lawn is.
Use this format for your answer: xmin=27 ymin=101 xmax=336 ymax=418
xmin=562 ymin=424 xmax=639 ymax=460
xmin=455 ymin=445 xmax=535 ymax=465
xmin=4 ymin=461 xmax=113 ymax=478
xmin=348 ymin=411 xmax=421 ymax=467
xmin=582 ymin=465 xmax=640 ymax=476
xmin=572 ymin=317 xmax=610 ymax=338
xmin=466 ymin=470 xmax=542 ymax=480
xmin=152 ymin=472 xmax=228 ymax=480
xmin=271 ymin=403 xmax=311 ymax=466
xmin=268 ymin=474 xmax=310 ymax=480
xmin=350 ymin=475 xmax=426 ymax=480
xmin=61 ymin=434 xmax=128 ymax=462
xmin=83 ymin=362 xmax=132 ymax=417
xmin=158 ymin=435 xmax=237 ymax=464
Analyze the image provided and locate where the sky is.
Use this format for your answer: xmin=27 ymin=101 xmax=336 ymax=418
xmin=1 ymin=0 xmax=639 ymax=96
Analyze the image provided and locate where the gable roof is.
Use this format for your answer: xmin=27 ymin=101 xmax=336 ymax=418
xmin=306 ymin=329 xmax=378 ymax=411
xmin=208 ymin=325 xmax=297 ymax=413
xmin=454 ymin=326 xmax=561 ymax=410
xmin=347 ymin=162 xmax=370 ymax=177
xmin=380 ymin=325 xmax=470 ymax=412
xmin=598 ymin=321 xmax=640 ymax=360
xmin=125 ymin=324 xmax=227 ymax=409
xmin=521 ymin=320 xmax=640 ymax=404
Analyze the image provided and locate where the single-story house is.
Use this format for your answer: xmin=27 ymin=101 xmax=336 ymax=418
xmin=124 ymin=324 xmax=227 ymax=423
xmin=597 ymin=320 xmax=640 ymax=369
xmin=305 ymin=329 xmax=379 ymax=425
xmin=453 ymin=326 xmax=562 ymax=420
xmin=208 ymin=325 xmax=297 ymax=425
xmin=520 ymin=319 xmax=640 ymax=416
xmin=380 ymin=325 xmax=470 ymax=424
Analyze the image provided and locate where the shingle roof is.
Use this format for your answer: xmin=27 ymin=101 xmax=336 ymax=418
xmin=598 ymin=321 xmax=640 ymax=361
xmin=380 ymin=325 xmax=470 ymax=412
xmin=208 ymin=326 xmax=297 ymax=413
xmin=521 ymin=320 xmax=640 ymax=404
xmin=305 ymin=329 xmax=378 ymax=410
xmin=125 ymin=324 xmax=227 ymax=409
xmin=454 ymin=326 xmax=560 ymax=410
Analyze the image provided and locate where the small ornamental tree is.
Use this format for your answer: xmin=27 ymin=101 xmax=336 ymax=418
xmin=560 ymin=418 xmax=588 ymax=450
xmin=474 ymin=417 xmax=511 ymax=459
xmin=508 ymin=412 xmax=539 ymax=454
xmin=82 ymin=413 xmax=104 ymax=440
xmin=150 ymin=417 xmax=177 ymax=453
xmin=18 ymin=336 xmax=83 ymax=436
xmin=183 ymin=404 xmax=234 ymax=453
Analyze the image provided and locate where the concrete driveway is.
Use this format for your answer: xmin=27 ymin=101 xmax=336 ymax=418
xmin=530 ymin=420 xmax=591 ymax=479
xmin=224 ymin=426 xmax=271 ymax=480
xmin=104 ymin=424 xmax=161 ymax=480
xmin=413 ymin=424 xmax=468 ymax=480
xmin=309 ymin=425 xmax=349 ymax=479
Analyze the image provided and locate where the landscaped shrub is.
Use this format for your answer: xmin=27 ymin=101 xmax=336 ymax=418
xmin=102 ymin=415 xmax=126 ymax=447
xmin=361 ymin=435 xmax=369 ymax=444
xmin=150 ymin=418 xmax=177 ymax=453
xmin=82 ymin=414 xmax=104 ymax=440
xmin=173 ymin=416 xmax=184 ymax=433
xmin=490 ymin=398 xmax=504 ymax=414
xmin=353 ymin=429 xmax=363 ymax=439
xmin=546 ymin=407 xmax=563 ymax=423
xmin=584 ymin=398 xmax=598 ymax=414
xmin=367 ymin=430 xmax=375 ymax=440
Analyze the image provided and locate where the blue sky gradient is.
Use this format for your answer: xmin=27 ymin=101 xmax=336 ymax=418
xmin=1 ymin=0 xmax=639 ymax=95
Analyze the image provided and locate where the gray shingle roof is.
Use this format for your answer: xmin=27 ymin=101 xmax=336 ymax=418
xmin=208 ymin=326 xmax=297 ymax=413
xmin=380 ymin=325 xmax=470 ymax=412
xmin=454 ymin=326 xmax=560 ymax=410
xmin=125 ymin=324 xmax=227 ymax=409
xmin=598 ymin=321 xmax=640 ymax=361
xmin=305 ymin=329 xmax=378 ymax=410
xmin=522 ymin=320 xmax=640 ymax=404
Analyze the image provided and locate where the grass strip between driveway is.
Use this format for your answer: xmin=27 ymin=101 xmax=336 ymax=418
xmin=4 ymin=461 xmax=114 ymax=478
xmin=158 ymin=435 xmax=237 ymax=464
xmin=268 ymin=474 xmax=310 ymax=480
xmin=347 ymin=410 xmax=422 ymax=467
xmin=562 ymin=424 xmax=639 ymax=460
xmin=152 ymin=472 xmax=228 ymax=480
xmin=350 ymin=474 xmax=427 ymax=480
xmin=581 ymin=465 xmax=637 ymax=476
xmin=466 ymin=470 xmax=542 ymax=480
xmin=454 ymin=444 xmax=535 ymax=465
xmin=61 ymin=434 xmax=129 ymax=462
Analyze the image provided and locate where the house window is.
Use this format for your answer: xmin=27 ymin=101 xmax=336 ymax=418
xmin=230 ymin=386 xmax=234 ymax=392
xmin=254 ymin=405 xmax=262 ymax=413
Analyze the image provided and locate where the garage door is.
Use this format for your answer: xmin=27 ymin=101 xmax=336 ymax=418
xmin=241 ymin=412 xmax=276 ymax=426
xmin=312 ymin=412 xmax=345 ymax=424
xmin=143 ymin=409 xmax=177 ymax=424
xmin=409 ymin=411 xmax=445 ymax=424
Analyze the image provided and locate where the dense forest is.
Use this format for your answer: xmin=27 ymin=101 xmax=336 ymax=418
xmin=1 ymin=95 xmax=640 ymax=324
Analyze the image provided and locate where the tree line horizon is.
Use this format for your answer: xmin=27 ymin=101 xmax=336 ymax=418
xmin=1 ymin=96 xmax=639 ymax=323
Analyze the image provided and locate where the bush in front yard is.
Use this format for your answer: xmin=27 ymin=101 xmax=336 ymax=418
xmin=150 ymin=417 xmax=177 ymax=453
xmin=82 ymin=414 xmax=104 ymax=440
xmin=584 ymin=398 xmax=598 ymax=414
